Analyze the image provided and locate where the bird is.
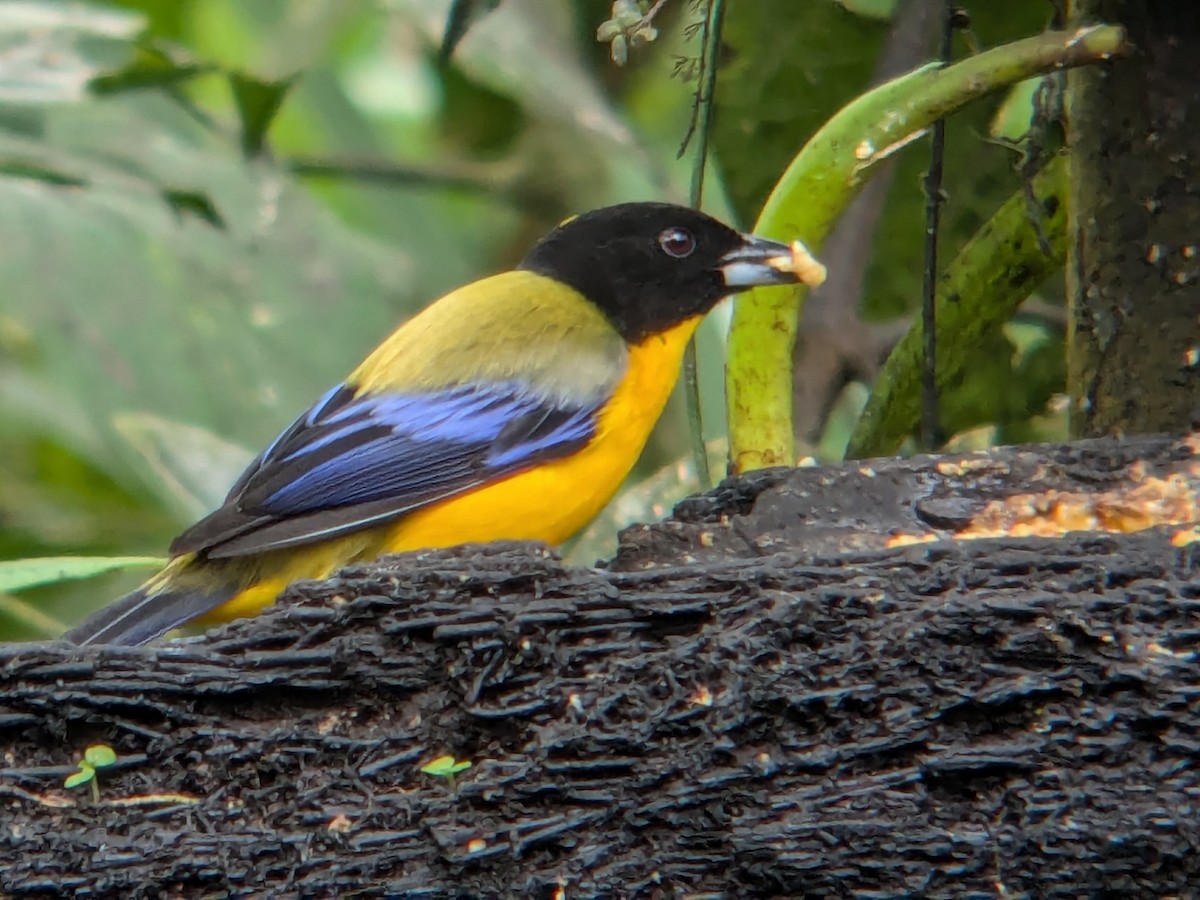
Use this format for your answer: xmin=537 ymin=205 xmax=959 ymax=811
xmin=65 ymin=201 xmax=802 ymax=646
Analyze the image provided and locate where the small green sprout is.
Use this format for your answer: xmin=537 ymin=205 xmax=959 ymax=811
xmin=420 ymin=755 xmax=472 ymax=791
xmin=64 ymin=744 xmax=118 ymax=801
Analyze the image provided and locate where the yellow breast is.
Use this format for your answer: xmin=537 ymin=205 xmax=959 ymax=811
xmin=377 ymin=313 xmax=701 ymax=550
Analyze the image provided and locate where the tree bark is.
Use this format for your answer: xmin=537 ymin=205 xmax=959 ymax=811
xmin=1067 ymin=0 xmax=1200 ymax=435
xmin=3 ymin=433 xmax=1200 ymax=898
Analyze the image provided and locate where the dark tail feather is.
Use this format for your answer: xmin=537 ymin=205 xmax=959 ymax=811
xmin=63 ymin=579 xmax=236 ymax=647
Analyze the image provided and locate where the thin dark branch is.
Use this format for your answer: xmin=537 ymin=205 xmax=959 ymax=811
xmin=676 ymin=0 xmax=722 ymax=159
xmin=920 ymin=2 xmax=959 ymax=450
xmin=686 ymin=0 xmax=725 ymax=199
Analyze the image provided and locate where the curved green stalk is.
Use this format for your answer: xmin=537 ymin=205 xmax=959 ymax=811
xmin=847 ymin=156 xmax=1067 ymax=459
xmin=726 ymin=24 xmax=1128 ymax=473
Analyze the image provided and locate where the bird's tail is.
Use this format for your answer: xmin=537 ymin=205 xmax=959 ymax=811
xmin=63 ymin=558 xmax=237 ymax=647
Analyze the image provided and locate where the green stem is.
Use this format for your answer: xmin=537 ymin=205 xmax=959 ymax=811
xmin=683 ymin=0 xmax=726 ymax=491
xmin=726 ymin=24 xmax=1129 ymax=473
xmin=847 ymin=155 xmax=1068 ymax=459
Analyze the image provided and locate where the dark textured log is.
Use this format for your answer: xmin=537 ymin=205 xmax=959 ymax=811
xmin=1067 ymin=0 xmax=1200 ymax=434
xmin=3 ymin=434 xmax=1200 ymax=898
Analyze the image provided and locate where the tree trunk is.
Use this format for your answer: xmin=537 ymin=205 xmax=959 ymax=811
xmin=3 ymin=433 xmax=1200 ymax=898
xmin=1067 ymin=0 xmax=1200 ymax=435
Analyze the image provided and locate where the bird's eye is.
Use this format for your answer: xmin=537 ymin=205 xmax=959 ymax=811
xmin=657 ymin=227 xmax=697 ymax=259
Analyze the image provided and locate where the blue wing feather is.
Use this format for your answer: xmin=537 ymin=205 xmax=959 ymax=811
xmin=169 ymin=381 xmax=601 ymax=558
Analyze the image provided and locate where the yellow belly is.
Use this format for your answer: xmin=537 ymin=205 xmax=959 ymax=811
xmin=192 ymin=317 xmax=699 ymax=626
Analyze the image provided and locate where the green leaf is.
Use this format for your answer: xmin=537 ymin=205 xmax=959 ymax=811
xmin=228 ymin=71 xmax=296 ymax=157
xmin=64 ymin=765 xmax=95 ymax=789
xmin=814 ymin=382 xmax=870 ymax=462
xmin=159 ymin=189 xmax=226 ymax=228
xmin=420 ymin=755 xmax=472 ymax=777
xmin=0 ymin=556 xmax=164 ymax=594
xmin=84 ymin=745 xmax=118 ymax=768
xmin=89 ymin=43 xmax=214 ymax=95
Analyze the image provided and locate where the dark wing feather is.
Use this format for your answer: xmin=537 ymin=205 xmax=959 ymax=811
xmin=170 ymin=382 xmax=599 ymax=559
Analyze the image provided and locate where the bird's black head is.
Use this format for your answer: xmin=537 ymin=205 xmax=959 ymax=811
xmin=518 ymin=202 xmax=799 ymax=343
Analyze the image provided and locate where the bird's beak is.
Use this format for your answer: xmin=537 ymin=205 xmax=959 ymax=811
xmin=718 ymin=234 xmax=826 ymax=290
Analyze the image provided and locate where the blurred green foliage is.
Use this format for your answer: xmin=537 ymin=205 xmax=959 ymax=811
xmin=0 ymin=0 xmax=1068 ymax=640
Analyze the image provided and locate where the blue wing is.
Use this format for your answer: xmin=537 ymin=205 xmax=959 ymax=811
xmin=170 ymin=382 xmax=600 ymax=559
